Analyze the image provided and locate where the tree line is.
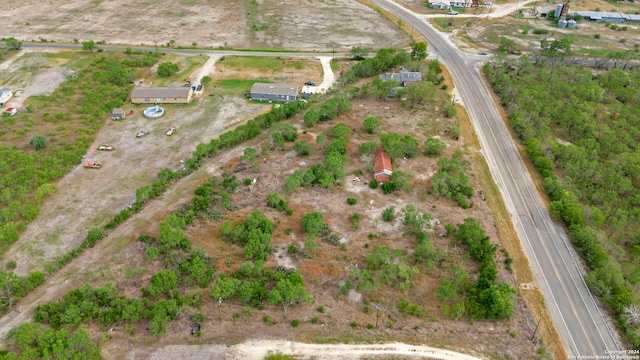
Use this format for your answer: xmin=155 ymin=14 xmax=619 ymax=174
xmin=485 ymin=59 xmax=640 ymax=346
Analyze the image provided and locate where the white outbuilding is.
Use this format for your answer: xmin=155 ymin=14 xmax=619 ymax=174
xmin=0 ymin=88 xmax=12 ymax=106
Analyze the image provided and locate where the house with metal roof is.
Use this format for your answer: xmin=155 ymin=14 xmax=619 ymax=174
xmin=0 ymin=88 xmax=12 ymax=106
xmin=130 ymin=87 xmax=193 ymax=104
xmin=250 ymin=83 xmax=298 ymax=102
xmin=569 ymin=10 xmax=640 ymax=23
xmin=379 ymin=69 xmax=422 ymax=85
xmin=374 ymin=147 xmax=393 ymax=184
xmin=622 ymin=13 xmax=640 ymax=23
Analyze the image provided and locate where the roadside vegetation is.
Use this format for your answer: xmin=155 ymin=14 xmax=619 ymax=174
xmin=485 ymin=47 xmax=640 ymax=346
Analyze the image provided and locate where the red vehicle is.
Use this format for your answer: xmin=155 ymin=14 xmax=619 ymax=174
xmin=83 ymin=162 xmax=102 ymax=169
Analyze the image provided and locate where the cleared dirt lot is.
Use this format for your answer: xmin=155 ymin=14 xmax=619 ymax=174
xmin=0 ymin=0 xmax=408 ymax=51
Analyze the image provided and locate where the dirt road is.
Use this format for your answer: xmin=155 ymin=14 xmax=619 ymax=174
xmin=149 ymin=340 xmax=483 ymax=359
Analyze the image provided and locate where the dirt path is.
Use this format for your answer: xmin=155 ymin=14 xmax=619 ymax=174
xmin=189 ymin=54 xmax=222 ymax=86
xmin=0 ymin=50 xmax=27 ymax=71
xmin=317 ymin=56 xmax=336 ymax=93
xmin=153 ymin=340 xmax=483 ymax=359
xmin=0 ymin=142 xmax=248 ymax=345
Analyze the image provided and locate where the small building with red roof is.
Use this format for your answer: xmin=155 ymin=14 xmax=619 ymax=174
xmin=374 ymin=146 xmax=393 ymax=183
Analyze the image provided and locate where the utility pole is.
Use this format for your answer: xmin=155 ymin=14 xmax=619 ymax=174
xmin=218 ymin=297 xmax=223 ymax=322
xmin=375 ymin=304 xmax=381 ymax=328
xmin=530 ymin=317 xmax=542 ymax=341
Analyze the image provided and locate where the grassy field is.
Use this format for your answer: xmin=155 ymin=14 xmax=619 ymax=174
xmin=215 ymin=78 xmax=271 ymax=91
xmin=220 ymin=56 xmax=308 ymax=71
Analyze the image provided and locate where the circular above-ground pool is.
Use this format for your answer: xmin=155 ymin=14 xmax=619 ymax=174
xmin=143 ymin=105 xmax=164 ymax=118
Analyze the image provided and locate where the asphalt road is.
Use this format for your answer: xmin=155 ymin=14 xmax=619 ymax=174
xmin=369 ymin=0 xmax=620 ymax=356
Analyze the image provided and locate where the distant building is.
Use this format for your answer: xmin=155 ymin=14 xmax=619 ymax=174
xmin=430 ymin=1 xmax=450 ymax=9
xmin=301 ymin=85 xmax=319 ymax=100
xmin=378 ymin=69 xmax=422 ymax=85
xmin=535 ymin=6 xmax=554 ymax=17
xmin=111 ymin=109 xmax=126 ymax=120
xmin=131 ymin=87 xmax=193 ymax=104
xmin=374 ymin=147 xmax=393 ymax=184
xmin=250 ymin=83 xmax=298 ymax=102
xmin=450 ymin=0 xmax=473 ymax=7
xmin=566 ymin=10 xmax=640 ymax=23
xmin=0 ymin=88 xmax=12 ymax=106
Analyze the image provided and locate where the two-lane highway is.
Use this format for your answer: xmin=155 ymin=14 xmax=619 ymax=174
xmin=370 ymin=0 xmax=620 ymax=355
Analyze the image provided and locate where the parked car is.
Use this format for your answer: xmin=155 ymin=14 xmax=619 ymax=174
xmin=196 ymin=84 xmax=203 ymax=91
xmin=166 ymin=127 xmax=177 ymax=136
xmin=479 ymin=51 xmax=488 ymax=55
xmin=448 ymin=10 xmax=458 ymax=15
xmin=304 ymin=81 xmax=315 ymax=86
xmin=136 ymin=129 xmax=150 ymax=138
xmin=98 ymin=144 xmax=114 ymax=151
xmin=83 ymin=162 xmax=101 ymax=169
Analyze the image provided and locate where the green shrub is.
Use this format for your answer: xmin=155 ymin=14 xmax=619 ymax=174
xmin=262 ymin=315 xmax=277 ymax=325
xmin=382 ymin=206 xmax=395 ymax=222
xmin=157 ymin=62 xmax=179 ymax=77
xmin=145 ymin=246 xmax=161 ymax=261
xmin=423 ymin=137 xmax=447 ymax=157
xmin=85 ymin=227 xmax=103 ymax=248
xmin=6 ymin=260 xmax=17 ymax=270
xmin=317 ymin=305 xmax=325 ymax=313
xmin=29 ymin=135 xmax=46 ymax=150
xmin=369 ymin=179 xmax=378 ymax=189
xmin=291 ymin=319 xmax=300 ymax=327
xmin=347 ymin=198 xmax=357 ymax=205
xmin=381 ymin=182 xmax=397 ymax=194
xmin=350 ymin=212 xmax=362 ymax=230
xmin=363 ymin=116 xmax=380 ymax=134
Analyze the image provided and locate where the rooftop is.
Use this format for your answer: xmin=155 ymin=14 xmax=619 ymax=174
xmin=379 ymin=69 xmax=422 ymax=83
xmin=374 ymin=147 xmax=393 ymax=179
xmin=250 ymin=83 xmax=299 ymax=96
xmin=131 ymin=87 xmax=192 ymax=99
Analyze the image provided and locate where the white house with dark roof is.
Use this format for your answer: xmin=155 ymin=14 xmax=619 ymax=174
xmin=130 ymin=87 xmax=193 ymax=104
xmin=250 ymin=83 xmax=298 ymax=102
xmin=0 ymin=88 xmax=12 ymax=106
xmin=429 ymin=1 xmax=450 ymax=9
